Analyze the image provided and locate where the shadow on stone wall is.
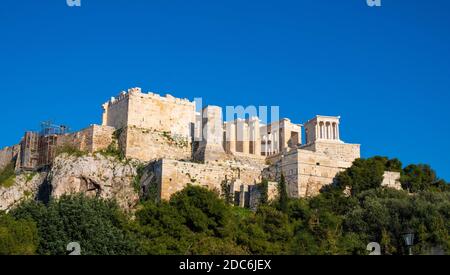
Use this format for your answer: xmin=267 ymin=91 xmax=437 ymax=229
xmin=36 ymin=177 xmax=52 ymax=205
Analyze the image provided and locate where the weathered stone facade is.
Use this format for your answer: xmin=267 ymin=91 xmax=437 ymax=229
xmin=262 ymin=121 xmax=361 ymax=198
xmin=142 ymin=159 xmax=265 ymax=201
xmin=195 ymin=106 xmax=230 ymax=163
xmin=2 ymin=86 xmax=406 ymax=210
xmin=120 ymin=126 xmax=193 ymax=162
xmin=248 ymin=182 xmax=279 ymax=210
xmin=10 ymin=124 xmax=116 ymax=171
xmin=102 ymin=87 xmax=196 ymax=139
xmin=0 ymin=145 xmax=20 ymax=171
xmin=382 ymin=171 xmax=402 ymax=190
xmin=57 ymin=124 xmax=116 ymax=153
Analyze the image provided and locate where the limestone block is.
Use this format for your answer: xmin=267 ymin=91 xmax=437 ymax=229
xmin=382 ymin=171 xmax=402 ymax=190
xmin=195 ymin=106 xmax=229 ymax=163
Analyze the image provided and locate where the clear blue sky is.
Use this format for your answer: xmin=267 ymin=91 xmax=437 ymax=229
xmin=1 ymin=0 xmax=449 ymax=180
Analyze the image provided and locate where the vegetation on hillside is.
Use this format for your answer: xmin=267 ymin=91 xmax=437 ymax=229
xmin=0 ymin=162 xmax=16 ymax=188
xmin=0 ymin=156 xmax=448 ymax=255
xmin=55 ymin=144 xmax=87 ymax=158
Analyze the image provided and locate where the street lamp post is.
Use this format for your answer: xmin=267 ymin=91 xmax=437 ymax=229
xmin=402 ymin=230 xmax=415 ymax=255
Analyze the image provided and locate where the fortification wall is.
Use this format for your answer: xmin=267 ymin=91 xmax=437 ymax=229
xmin=102 ymin=93 xmax=129 ymax=130
xmin=91 ymin=125 xmax=116 ymax=152
xmin=143 ymin=159 xmax=264 ymax=201
xmin=58 ymin=127 xmax=94 ymax=152
xmin=297 ymin=149 xmax=349 ymax=197
xmin=128 ymin=91 xmax=196 ymax=138
xmin=232 ymin=152 xmax=266 ymax=166
xmin=123 ymin=126 xmax=193 ymax=162
xmin=301 ymin=141 xmax=360 ymax=166
xmin=263 ymin=144 xmax=359 ymax=198
xmin=57 ymin=125 xmax=115 ymax=153
xmin=0 ymin=145 xmax=19 ymax=170
xmin=103 ymin=88 xmax=196 ymax=138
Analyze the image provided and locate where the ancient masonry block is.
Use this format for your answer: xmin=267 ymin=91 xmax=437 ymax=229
xmin=142 ymin=159 xmax=264 ymax=201
xmin=194 ymin=106 xmax=229 ymax=163
xmin=57 ymin=125 xmax=116 ymax=153
xmin=121 ymin=126 xmax=192 ymax=162
xmin=102 ymin=87 xmax=196 ymax=139
xmin=382 ymin=171 xmax=402 ymax=190
xmin=0 ymin=145 xmax=20 ymax=171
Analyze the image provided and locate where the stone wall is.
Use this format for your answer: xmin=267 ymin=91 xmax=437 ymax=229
xmin=248 ymin=181 xmax=278 ymax=210
xmin=102 ymin=92 xmax=129 ymax=130
xmin=263 ymin=141 xmax=360 ymax=198
xmin=91 ymin=125 xmax=116 ymax=152
xmin=232 ymin=152 xmax=266 ymax=166
xmin=297 ymin=148 xmax=352 ymax=197
xmin=301 ymin=141 xmax=360 ymax=166
xmin=57 ymin=127 xmax=94 ymax=152
xmin=195 ymin=106 xmax=229 ymax=163
xmin=382 ymin=171 xmax=402 ymax=190
xmin=0 ymin=145 xmax=19 ymax=171
xmin=122 ymin=126 xmax=193 ymax=162
xmin=19 ymin=132 xmax=39 ymax=170
xmin=143 ymin=159 xmax=265 ymax=201
xmin=57 ymin=125 xmax=115 ymax=153
xmin=102 ymin=88 xmax=196 ymax=139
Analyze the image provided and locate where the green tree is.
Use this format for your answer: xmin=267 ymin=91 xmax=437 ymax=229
xmin=0 ymin=213 xmax=38 ymax=255
xmin=11 ymin=195 xmax=140 ymax=255
xmin=278 ymin=174 xmax=289 ymax=213
xmin=237 ymin=206 xmax=292 ymax=255
xmin=258 ymin=179 xmax=269 ymax=205
xmin=0 ymin=162 xmax=16 ymax=188
xmin=135 ymin=185 xmax=244 ymax=255
xmin=401 ymin=164 xmax=448 ymax=193
xmin=335 ymin=157 xmax=389 ymax=195
xmin=169 ymin=185 xmax=233 ymax=237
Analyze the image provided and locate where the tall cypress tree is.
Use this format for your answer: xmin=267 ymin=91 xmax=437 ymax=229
xmin=278 ymin=174 xmax=289 ymax=213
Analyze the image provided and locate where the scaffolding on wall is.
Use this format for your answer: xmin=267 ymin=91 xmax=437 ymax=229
xmin=40 ymin=121 xmax=69 ymax=136
xmin=18 ymin=121 xmax=70 ymax=171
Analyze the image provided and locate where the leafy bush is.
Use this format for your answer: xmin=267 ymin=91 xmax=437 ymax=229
xmin=0 ymin=162 xmax=15 ymax=188
xmin=134 ymin=186 xmax=245 ymax=255
xmin=1 ymin=156 xmax=448 ymax=255
xmin=0 ymin=213 xmax=38 ymax=255
xmin=56 ymin=144 xmax=87 ymax=158
xmin=10 ymin=195 xmax=140 ymax=255
xmin=97 ymin=143 xmax=125 ymax=161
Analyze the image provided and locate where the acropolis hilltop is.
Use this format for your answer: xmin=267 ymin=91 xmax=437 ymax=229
xmin=0 ymin=87 xmax=401 ymax=208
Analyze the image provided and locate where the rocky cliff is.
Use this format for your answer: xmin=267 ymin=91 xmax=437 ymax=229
xmin=0 ymin=153 xmax=141 ymax=212
xmin=0 ymin=172 xmax=47 ymax=212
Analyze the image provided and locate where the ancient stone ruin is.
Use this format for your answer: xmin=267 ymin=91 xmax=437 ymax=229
xmin=0 ymin=87 xmax=401 ymax=209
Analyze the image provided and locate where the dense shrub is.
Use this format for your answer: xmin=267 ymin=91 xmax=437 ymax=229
xmin=1 ymin=157 xmax=448 ymax=255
